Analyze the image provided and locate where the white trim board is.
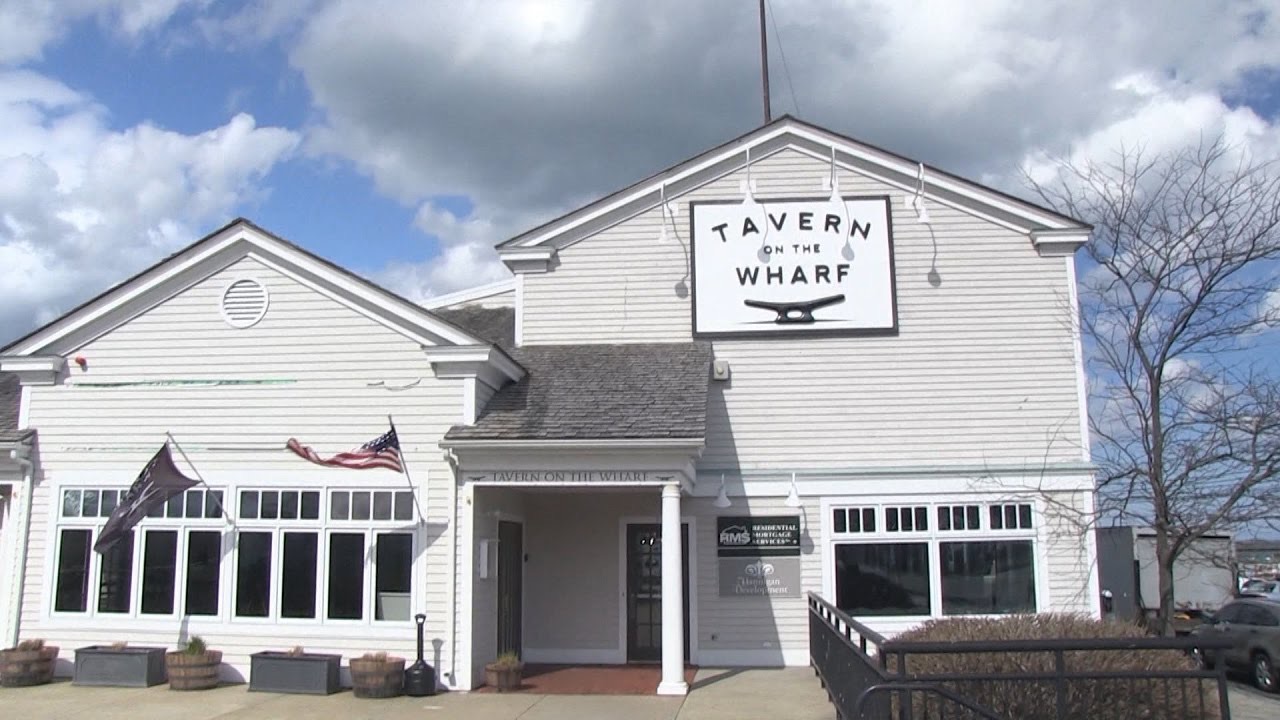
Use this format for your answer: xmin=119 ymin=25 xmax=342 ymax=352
xmin=423 ymin=279 xmax=516 ymax=309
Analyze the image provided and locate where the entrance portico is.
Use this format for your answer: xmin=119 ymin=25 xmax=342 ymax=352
xmin=456 ymin=461 xmax=699 ymax=696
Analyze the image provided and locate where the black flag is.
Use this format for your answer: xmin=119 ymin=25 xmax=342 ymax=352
xmin=94 ymin=444 xmax=198 ymax=554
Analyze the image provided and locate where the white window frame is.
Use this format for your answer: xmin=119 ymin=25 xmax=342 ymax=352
xmin=48 ymin=486 xmax=229 ymax=621
xmin=821 ymin=496 xmax=1044 ymax=623
xmin=45 ymin=480 xmax=420 ymax=630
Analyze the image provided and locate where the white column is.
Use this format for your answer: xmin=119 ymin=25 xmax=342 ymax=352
xmin=656 ymin=481 xmax=688 ymax=696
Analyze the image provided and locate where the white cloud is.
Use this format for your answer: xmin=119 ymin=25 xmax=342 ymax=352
xmin=283 ymin=0 xmax=1280 ymax=298
xmin=0 ymin=70 xmax=299 ymax=343
xmin=0 ymin=0 xmax=202 ymax=65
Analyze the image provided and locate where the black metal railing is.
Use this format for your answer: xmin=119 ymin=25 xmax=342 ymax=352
xmin=809 ymin=593 xmax=1001 ymax=719
xmin=809 ymin=592 xmax=1235 ymax=720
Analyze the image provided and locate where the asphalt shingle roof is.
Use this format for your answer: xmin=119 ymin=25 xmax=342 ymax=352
xmin=0 ymin=373 xmax=18 ymax=432
xmin=432 ymin=306 xmax=516 ymax=351
xmin=445 ymin=341 xmax=712 ymax=442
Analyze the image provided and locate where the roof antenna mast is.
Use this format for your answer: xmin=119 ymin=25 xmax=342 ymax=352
xmin=759 ymin=0 xmax=771 ymax=124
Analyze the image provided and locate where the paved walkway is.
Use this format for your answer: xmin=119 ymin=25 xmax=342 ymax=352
xmin=0 ymin=667 xmax=834 ymax=720
xmin=1229 ymin=681 xmax=1280 ymax=720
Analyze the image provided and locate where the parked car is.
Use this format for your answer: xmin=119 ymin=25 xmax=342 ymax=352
xmin=1240 ymin=578 xmax=1280 ymax=601
xmin=1190 ymin=597 xmax=1280 ymax=693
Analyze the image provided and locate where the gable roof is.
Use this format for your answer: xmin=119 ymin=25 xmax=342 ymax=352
xmin=433 ymin=306 xmax=515 ymax=352
xmin=444 ymin=342 xmax=711 ymax=443
xmin=498 ymin=115 xmax=1089 ymax=254
xmin=2 ymin=218 xmax=502 ymax=359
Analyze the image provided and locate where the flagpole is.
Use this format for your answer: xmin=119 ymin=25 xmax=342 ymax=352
xmin=388 ymin=415 xmax=426 ymax=524
xmin=166 ymin=431 xmax=236 ymax=528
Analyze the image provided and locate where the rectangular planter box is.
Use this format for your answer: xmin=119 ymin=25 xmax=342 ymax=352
xmin=249 ymin=652 xmax=341 ymax=695
xmin=74 ymin=646 xmax=167 ymax=687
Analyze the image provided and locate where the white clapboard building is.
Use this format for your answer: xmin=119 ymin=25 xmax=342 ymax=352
xmin=0 ymin=117 xmax=1097 ymax=694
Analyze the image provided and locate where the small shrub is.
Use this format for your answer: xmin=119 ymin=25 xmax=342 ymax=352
xmin=109 ymin=641 xmax=128 ymax=650
xmin=890 ymin=614 xmax=1218 ymax=720
xmin=15 ymin=639 xmax=45 ymax=652
xmin=360 ymin=651 xmax=389 ymax=662
xmin=183 ymin=636 xmax=207 ymax=655
xmin=490 ymin=651 xmax=521 ymax=670
xmin=286 ymin=646 xmax=305 ymax=657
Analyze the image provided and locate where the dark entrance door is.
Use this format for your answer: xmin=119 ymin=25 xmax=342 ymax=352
xmin=497 ymin=520 xmax=523 ymax=657
xmin=625 ymin=523 xmax=689 ymax=662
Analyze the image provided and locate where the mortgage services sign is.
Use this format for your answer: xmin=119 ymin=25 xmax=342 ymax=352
xmin=691 ymin=196 xmax=897 ymax=337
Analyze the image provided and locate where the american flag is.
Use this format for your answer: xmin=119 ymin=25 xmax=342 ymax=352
xmin=287 ymin=425 xmax=403 ymax=472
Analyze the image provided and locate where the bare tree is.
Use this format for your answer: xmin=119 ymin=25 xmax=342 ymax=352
xmin=1028 ymin=139 xmax=1280 ymax=633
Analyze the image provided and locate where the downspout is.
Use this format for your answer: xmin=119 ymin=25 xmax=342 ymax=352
xmin=443 ymin=448 xmax=460 ymax=690
xmin=6 ymin=447 xmax=34 ymax=648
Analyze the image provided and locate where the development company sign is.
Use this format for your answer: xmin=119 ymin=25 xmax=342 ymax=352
xmin=691 ymin=196 xmax=897 ymax=337
xmin=717 ymin=516 xmax=802 ymax=597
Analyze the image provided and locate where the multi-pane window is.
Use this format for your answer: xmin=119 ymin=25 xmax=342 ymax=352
xmin=230 ymin=488 xmax=417 ymax=624
xmin=53 ymin=484 xmax=418 ymax=625
xmin=885 ymin=506 xmax=929 ymax=533
xmin=989 ymin=503 xmax=1034 ymax=530
xmin=831 ymin=499 xmax=1039 ymax=619
xmin=937 ymin=505 xmax=982 ymax=532
xmin=54 ymin=488 xmax=224 ymax=618
xmin=832 ymin=507 xmax=876 ymax=534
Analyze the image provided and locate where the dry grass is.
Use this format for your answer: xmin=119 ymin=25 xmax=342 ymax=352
xmin=890 ymin=614 xmax=1219 ymax=720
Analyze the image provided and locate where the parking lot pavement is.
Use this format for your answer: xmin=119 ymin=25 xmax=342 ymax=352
xmin=1229 ymin=681 xmax=1280 ymax=720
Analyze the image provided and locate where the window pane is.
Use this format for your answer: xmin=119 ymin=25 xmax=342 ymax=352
xmin=239 ymin=491 xmax=259 ymax=520
xmin=235 ymin=532 xmax=272 ymax=617
xmin=914 ymin=507 xmax=929 ymax=531
xmin=863 ymin=509 xmax=876 ymax=532
xmin=281 ymin=532 xmax=318 ymax=619
xmin=941 ymin=541 xmax=1037 ymax=615
xmin=166 ymin=493 xmax=184 ymax=518
xmin=101 ymin=490 xmax=119 ymax=517
xmin=261 ymin=491 xmax=279 ymax=520
xmin=328 ymin=533 xmax=365 ymax=619
xmin=885 ymin=509 xmax=899 ymax=533
xmin=373 ymin=491 xmax=393 ymax=520
xmin=1019 ymin=504 xmax=1033 ymax=529
xmin=301 ymin=492 xmax=320 ymax=520
xmin=185 ymin=531 xmax=221 ymax=616
xmin=393 ymin=492 xmax=413 ymax=521
xmin=204 ymin=491 xmax=224 ymax=519
xmin=834 ymin=543 xmax=931 ymax=616
xmin=833 ymin=509 xmax=847 ymax=534
xmin=989 ymin=506 xmax=1003 ymax=530
xmin=54 ymin=529 xmax=92 ymax=612
xmin=63 ymin=490 xmax=81 ymax=518
xmin=330 ymin=492 xmax=350 ymax=520
xmin=82 ymin=490 xmax=99 ymax=517
xmin=281 ymin=491 xmax=299 ymax=520
xmin=375 ymin=533 xmax=413 ymax=621
xmin=352 ymin=492 xmax=371 ymax=521
xmin=185 ymin=491 xmax=203 ymax=519
xmin=900 ymin=508 xmax=913 ymax=532
xmin=849 ymin=508 xmax=861 ymax=533
xmin=98 ymin=531 xmax=134 ymax=613
xmin=937 ymin=507 xmax=951 ymax=531
xmin=1005 ymin=505 xmax=1018 ymax=530
xmin=141 ymin=530 xmax=178 ymax=614
xmin=966 ymin=506 xmax=981 ymax=530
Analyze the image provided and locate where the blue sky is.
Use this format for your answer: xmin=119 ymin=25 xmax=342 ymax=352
xmin=1 ymin=0 xmax=1279 ymax=346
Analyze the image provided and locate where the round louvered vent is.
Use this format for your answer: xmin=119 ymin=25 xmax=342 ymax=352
xmin=220 ymin=278 xmax=269 ymax=328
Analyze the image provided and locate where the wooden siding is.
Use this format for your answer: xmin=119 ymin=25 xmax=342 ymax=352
xmin=521 ymin=148 xmax=1084 ymax=468
xmin=18 ymin=256 xmax=465 ymax=685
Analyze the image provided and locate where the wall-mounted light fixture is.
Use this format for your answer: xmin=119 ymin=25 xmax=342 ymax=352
xmin=907 ymin=162 xmax=931 ymax=225
xmin=714 ymin=473 xmax=732 ymax=509
xmin=784 ymin=472 xmax=801 ymax=508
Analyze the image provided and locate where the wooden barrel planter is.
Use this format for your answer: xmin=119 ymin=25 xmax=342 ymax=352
xmin=0 ymin=644 xmax=59 ymax=687
xmin=350 ymin=655 xmax=406 ymax=699
xmin=166 ymin=650 xmax=222 ymax=691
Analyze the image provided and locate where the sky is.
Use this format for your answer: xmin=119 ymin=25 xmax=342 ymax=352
xmin=2 ymin=0 xmax=1280 ymax=346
